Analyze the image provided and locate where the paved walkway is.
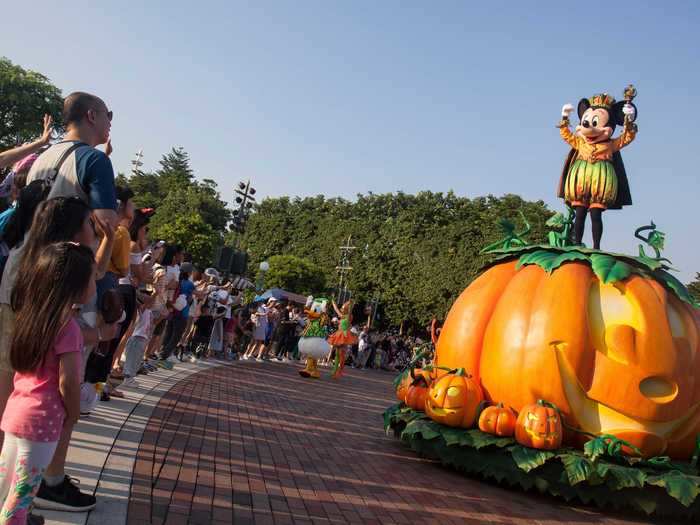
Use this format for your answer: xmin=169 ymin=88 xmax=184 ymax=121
xmin=109 ymin=361 xmax=669 ymax=525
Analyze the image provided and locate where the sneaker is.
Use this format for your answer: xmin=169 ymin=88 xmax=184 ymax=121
xmin=166 ymin=355 xmax=179 ymax=364
xmin=121 ymin=377 xmax=137 ymax=388
xmin=136 ymin=366 xmax=149 ymax=375
xmin=34 ymin=476 xmax=97 ymax=512
xmin=156 ymin=360 xmax=174 ymax=370
xmin=255 ymin=357 xmax=263 ymax=362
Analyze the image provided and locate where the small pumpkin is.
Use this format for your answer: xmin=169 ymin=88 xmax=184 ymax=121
xmin=396 ymin=367 xmax=431 ymax=403
xmin=478 ymin=403 xmax=517 ymax=437
xmin=405 ymin=375 xmax=430 ymax=411
xmin=515 ymin=400 xmax=563 ymax=450
xmin=425 ymin=368 xmax=483 ymax=428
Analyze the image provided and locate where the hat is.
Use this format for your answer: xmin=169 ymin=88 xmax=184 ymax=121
xmin=180 ymin=262 xmax=194 ymax=274
xmin=267 ymin=297 xmax=278 ymax=305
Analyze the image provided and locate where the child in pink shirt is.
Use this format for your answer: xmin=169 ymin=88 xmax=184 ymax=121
xmin=0 ymin=242 xmax=95 ymax=523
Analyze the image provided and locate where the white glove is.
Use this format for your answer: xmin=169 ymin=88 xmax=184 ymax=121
xmin=622 ymin=103 xmax=636 ymax=120
xmin=561 ymin=103 xmax=574 ymax=118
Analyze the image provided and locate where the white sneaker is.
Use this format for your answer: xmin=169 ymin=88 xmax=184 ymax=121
xmin=255 ymin=357 xmax=263 ymax=362
xmin=188 ymin=354 xmax=197 ymax=363
xmin=167 ymin=355 xmax=179 ymax=364
xmin=121 ymin=377 xmax=137 ymax=388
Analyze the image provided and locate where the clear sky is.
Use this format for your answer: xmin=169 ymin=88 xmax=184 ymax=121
xmin=3 ymin=1 xmax=699 ymax=280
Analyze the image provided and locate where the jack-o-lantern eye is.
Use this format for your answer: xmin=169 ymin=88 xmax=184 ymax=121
xmin=447 ymin=386 xmax=461 ymax=397
xmin=527 ymin=412 xmax=538 ymax=422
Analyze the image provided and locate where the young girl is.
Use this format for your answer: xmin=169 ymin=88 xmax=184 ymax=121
xmin=0 ymin=242 xmax=95 ymax=523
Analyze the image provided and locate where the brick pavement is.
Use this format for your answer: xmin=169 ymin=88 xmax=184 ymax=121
xmin=124 ymin=361 xmax=671 ymax=525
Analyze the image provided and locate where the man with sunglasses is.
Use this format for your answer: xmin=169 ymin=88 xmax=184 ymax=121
xmin=27 ymin=91 xmax=118 ymax=234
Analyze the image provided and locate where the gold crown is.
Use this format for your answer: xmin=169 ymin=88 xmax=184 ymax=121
xmin=588 ymin=93 xmax=615 ymax=109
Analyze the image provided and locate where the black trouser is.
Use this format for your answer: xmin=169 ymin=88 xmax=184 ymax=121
xmin=158 ymin=316 xmax=188 ymax=360
xmin=84 ymin=284 xmax=136 ymax=383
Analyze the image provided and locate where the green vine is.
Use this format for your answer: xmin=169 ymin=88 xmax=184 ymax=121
xmin=480 ymin=211 xmax=531 ymax=253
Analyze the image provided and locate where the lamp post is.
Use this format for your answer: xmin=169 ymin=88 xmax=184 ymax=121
xmin=257 ymin=260 xmax=269 ymax=292
xmin=230 ymin=180 xmax=257 ymax=242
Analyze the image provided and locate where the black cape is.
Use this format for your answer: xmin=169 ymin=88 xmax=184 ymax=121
xmin=557 ymin=148 xmax=632 ymax=210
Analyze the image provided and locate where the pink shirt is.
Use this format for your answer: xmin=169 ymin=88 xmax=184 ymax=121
xmin=1 ymin=318 xmax=82 ymax=442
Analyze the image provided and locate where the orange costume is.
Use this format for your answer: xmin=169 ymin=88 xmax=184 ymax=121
xmin=327 ymin=301 xmax=358 ymax=379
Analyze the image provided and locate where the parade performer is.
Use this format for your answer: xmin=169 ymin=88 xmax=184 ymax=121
xmin=298 ymin=297 xmax=330 ymax=379
xmin=327 ymin=300 xmax=358 ymax=379
xmin=557 ymin=85 xmax=638 ymax=249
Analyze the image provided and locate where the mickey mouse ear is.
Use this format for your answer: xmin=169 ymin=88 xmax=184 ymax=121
xmin=577 ymin=98 xmax=590 ymax=119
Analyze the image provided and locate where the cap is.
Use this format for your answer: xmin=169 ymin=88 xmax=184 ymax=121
xmin=180 ymin=262 xmax=194 ymax=274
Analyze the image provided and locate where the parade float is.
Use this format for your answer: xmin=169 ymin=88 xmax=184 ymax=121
xmin=384 ymin=86 xmax=700 ymax=519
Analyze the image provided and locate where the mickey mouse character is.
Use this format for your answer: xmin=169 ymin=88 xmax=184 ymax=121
xmin=556 ymin=87 xmax=638 ymax=249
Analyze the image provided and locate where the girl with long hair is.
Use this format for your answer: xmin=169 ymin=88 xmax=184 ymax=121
xmin=0 ymin=242 xmax=95 ymax=523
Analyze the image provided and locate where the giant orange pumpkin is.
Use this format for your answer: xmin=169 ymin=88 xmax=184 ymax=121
xmin=436 ymin=259 xmax=700 ymax=458
xmin=425 ymin=369 xmax=483 ymax=428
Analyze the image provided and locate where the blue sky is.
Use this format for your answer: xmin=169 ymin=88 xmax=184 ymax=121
xmin=3 ymin=1 xmax=699 ymax=281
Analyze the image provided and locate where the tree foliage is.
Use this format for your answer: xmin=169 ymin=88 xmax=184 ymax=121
xmin=120 ymin=147 xmax=231 ymax=268
xmin=240 ymin=192 xmax=552 ymax=327
xmin=688 ymin=273 xmax=700 ymax=302
xmin=0 ymin=57 xmax=63 ymax=150
xmin=259 ymin=255 xmax=326 ymax=296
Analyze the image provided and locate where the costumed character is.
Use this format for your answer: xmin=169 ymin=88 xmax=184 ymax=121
xmin=327 ymin=300 xmax=358 ymax=379
xmin=557 ymin=85 xmax=638 ymax=249
xmin=298 ymin=296 xmax=330 ymax=378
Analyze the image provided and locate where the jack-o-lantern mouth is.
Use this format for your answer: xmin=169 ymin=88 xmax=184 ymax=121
xmin=552 ymin=342 xmax=700 ymax=445
xmin=524 ymin=427 xmax=560 ymax=440
xmin=428 ymin=406 xmax=460 ymax=416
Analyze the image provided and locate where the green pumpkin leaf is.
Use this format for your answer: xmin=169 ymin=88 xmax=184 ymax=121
xmin=466 ymin=429 xmax=515 ymax=449
xmin=442 ymin=428 xmax=466 ymax=447
xmin=647 ymin=471 xmax=700 ymax=507
xmin=510 ymin=445 xmax=556 ymax=473
xmin=590 ymin=254 xmax=633 ymax=284
xmin=559 ymin=454 xmax=595 ymax=485
xmin=596 ymin=462 xmax=646 ymax=490
xmin=583 ymin=436 xmax=608 ymax=462
xmin=517 ymin=250 xmax=558 ymax=271
xmin=517 ymin=249 xmax=589 ymax=274
xmin=402 ymin=419 xmax=441 ymax=441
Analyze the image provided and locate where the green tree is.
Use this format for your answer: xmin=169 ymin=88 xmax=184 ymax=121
xmin=240 ymin=191 xmax=553 ymax=328
xmin=259 ymin=255 xmax=326 ymax=295
xmin=688 ymin=273 xmax=700 ymax=301
xmin=121 ymin=147 xmax=231 ymax=267
xmin=150 ymin=211 xmax=218 ymax=268
xmin=0 ymin=57 xmax=63 ymax=150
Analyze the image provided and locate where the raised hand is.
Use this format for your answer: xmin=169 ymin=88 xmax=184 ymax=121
xmin=40 ymin=114 xmax=54 ymax=145
xmin=561 ymin=103 xmax=574 ymax=118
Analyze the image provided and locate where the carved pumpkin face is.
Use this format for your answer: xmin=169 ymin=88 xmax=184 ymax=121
xmin=436 ymin=260 xmax=700 ymax=458
xmin=478 ymin=403 xmax=517 ymax=437
xmin=515 ymin=401 xmax=563 ymax=450
xmin=425 ymin=371 xmax=483 ymax=428
xmin=405 ymin=376 xmax=430 ymax=411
